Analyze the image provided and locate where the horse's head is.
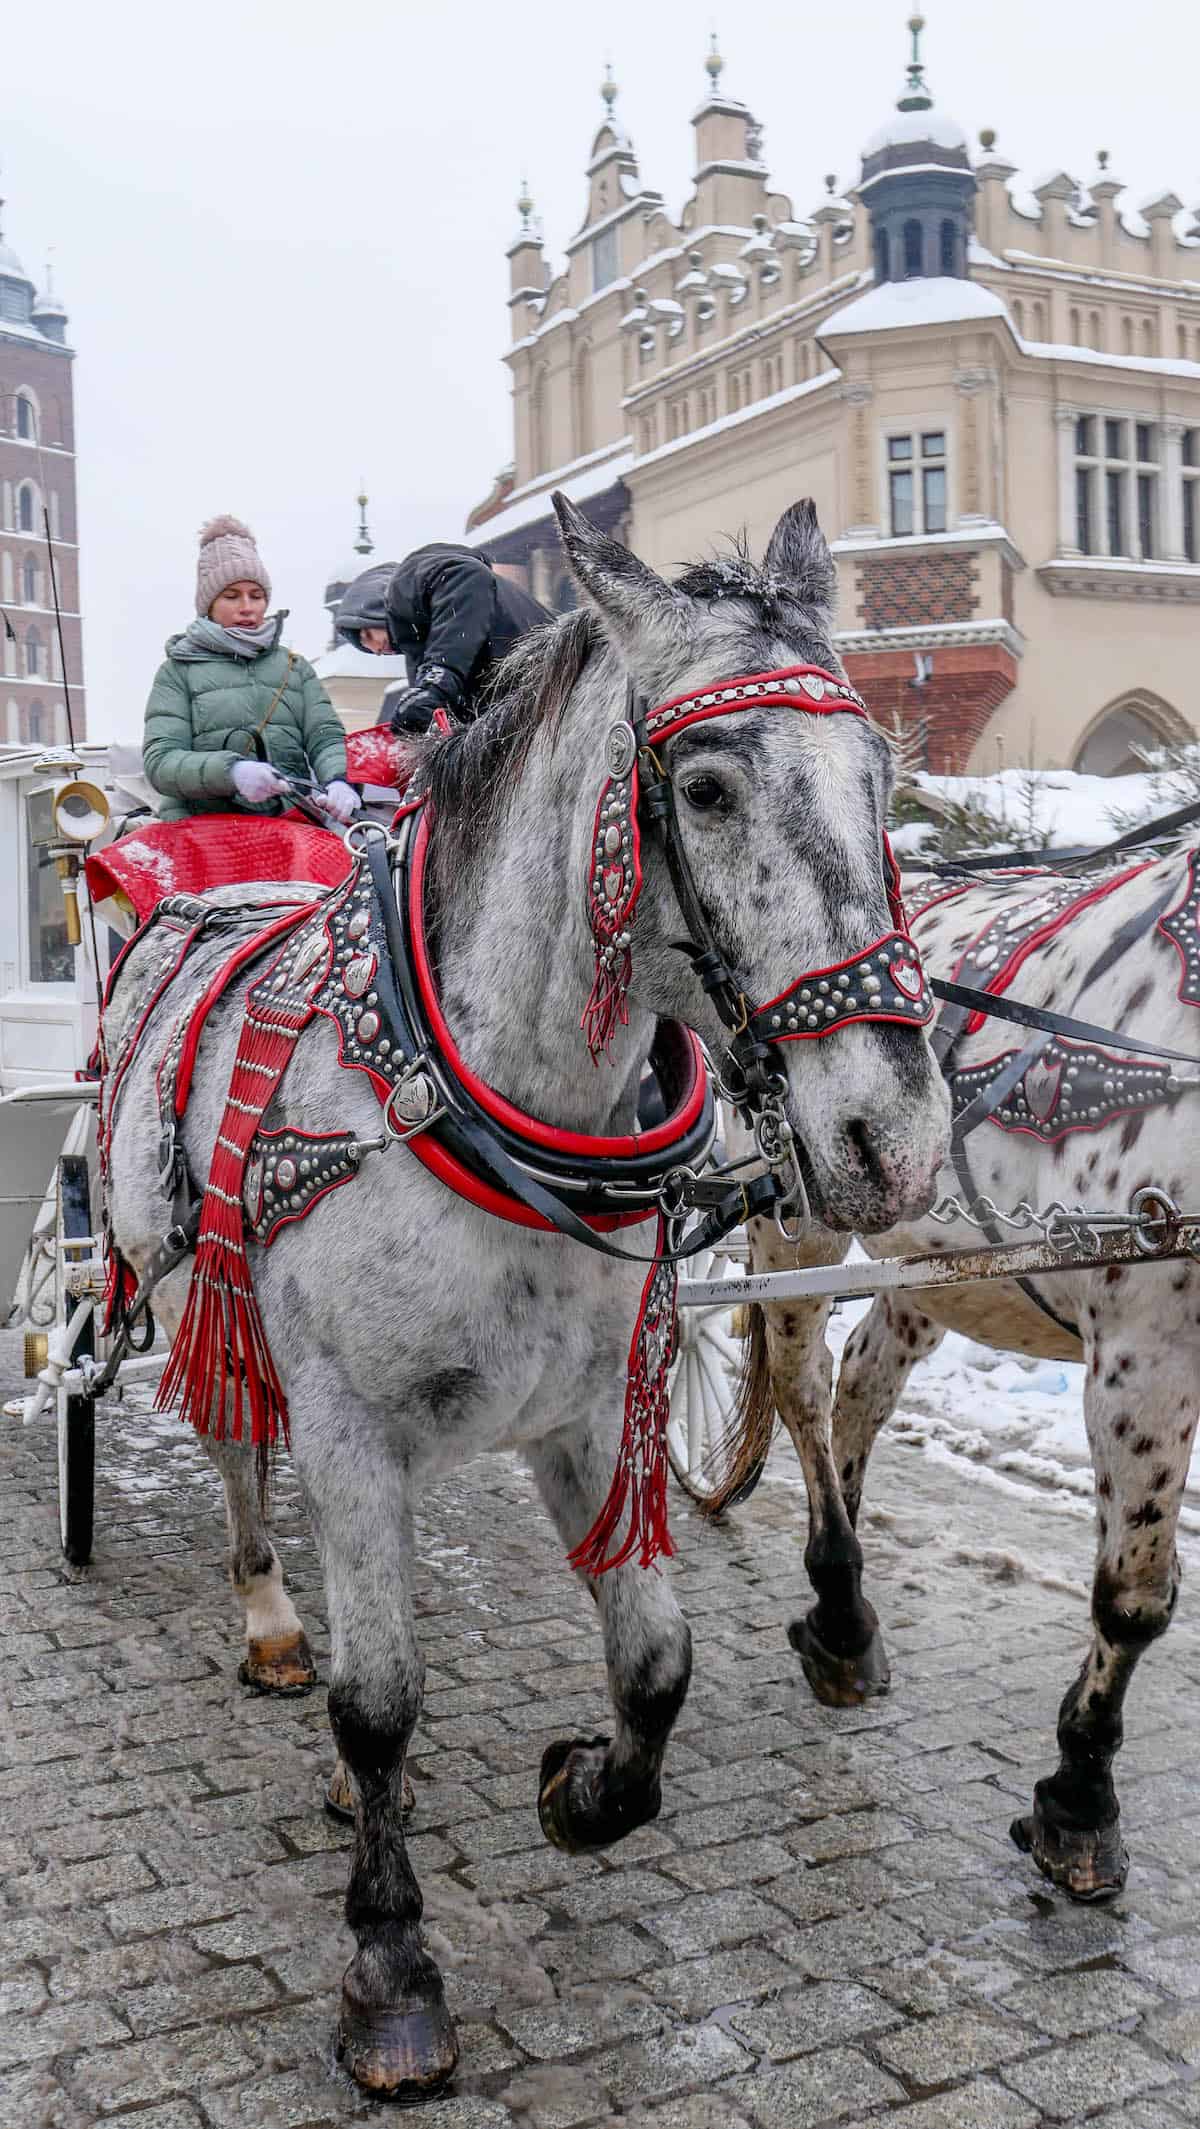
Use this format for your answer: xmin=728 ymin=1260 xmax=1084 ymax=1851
xmin=554 ymin=493 xmax=950 ymax=1232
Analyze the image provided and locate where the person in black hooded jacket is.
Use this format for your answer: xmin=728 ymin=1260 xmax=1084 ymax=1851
xmin=334 ymin=545 xmax=550 ymax=734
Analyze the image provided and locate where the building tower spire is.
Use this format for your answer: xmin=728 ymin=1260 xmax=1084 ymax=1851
xmin=354 ymin=489 xmax=372 ymax=556
xmin=898 ymin=10 xmax=934 ymax=114
xmin=705 ymin=31 xmax=724 ymax=93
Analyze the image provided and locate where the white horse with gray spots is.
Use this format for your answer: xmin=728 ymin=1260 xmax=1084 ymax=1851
xmin=723 ymin=848 xmax=1200 ymax=1904
xmin=99 ymin=498 xmax=949 ymax=2099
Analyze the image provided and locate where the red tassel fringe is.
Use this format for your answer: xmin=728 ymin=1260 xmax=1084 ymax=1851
xmin=156 ymin=976 xmax=312 ymax=1449
xmin=581 ymin=939 xmax=634 ymax=1065
xmin=569 ymin=1218 xmax=678 ymax=1575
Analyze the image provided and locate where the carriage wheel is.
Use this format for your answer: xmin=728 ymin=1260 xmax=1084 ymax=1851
xmin=56 ymin=1154 xmax=95 ymax=1567
xmin=666 ymin=1247 xmax=768 ymax=1509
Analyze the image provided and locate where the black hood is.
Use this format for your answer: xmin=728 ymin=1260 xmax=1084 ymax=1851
xmin=334 ymin=564 xmax=395 ymax=650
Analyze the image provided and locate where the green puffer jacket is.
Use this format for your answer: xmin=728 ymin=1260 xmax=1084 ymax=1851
xmin=142 ymin=636 xmax=347 ymax=822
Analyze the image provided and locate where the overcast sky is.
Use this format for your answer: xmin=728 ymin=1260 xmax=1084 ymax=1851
xmin=4 ymin=0 xmax=1198 ymax=740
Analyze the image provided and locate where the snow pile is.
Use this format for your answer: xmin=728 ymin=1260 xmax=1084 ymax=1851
xmin=820 ymin=1295 xmax=1200 ymax=1533
xmin=891 ymin=758 xmax=1200 ymax=860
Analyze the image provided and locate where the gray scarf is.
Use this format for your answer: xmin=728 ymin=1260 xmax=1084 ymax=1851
xmin=170 ymin=611 xmax=287 ymax=662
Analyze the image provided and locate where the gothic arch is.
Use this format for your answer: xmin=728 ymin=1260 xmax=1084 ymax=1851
xmin=1073 ymin=689 xmax=1193 ymax=777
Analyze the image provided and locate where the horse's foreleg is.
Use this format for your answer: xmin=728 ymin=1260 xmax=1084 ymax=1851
xmin=1013 ymin=1310 xmax=1199 ymax=1902
xmin=525 ymin=1421 xmax=692 ymax=1855
xmin=748 ymin=1220 xmax=887 ymax=1708
xmin=833 ymin=1295 xmax=943 ymax=1526
xmin=204 ymin=1434 xmax=316 ymax=1695
xmin=292 ymin=1405 xmax=456 ymax=2101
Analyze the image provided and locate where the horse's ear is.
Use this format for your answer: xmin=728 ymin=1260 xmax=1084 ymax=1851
xmin=763 ymin=498 xmax=837 ymax=622
xmin=552 ymin=492 xmax=693 ymax=672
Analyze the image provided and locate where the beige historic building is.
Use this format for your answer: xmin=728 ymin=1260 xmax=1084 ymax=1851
xmin=466 ymin=22 xmax=1200 ymax=774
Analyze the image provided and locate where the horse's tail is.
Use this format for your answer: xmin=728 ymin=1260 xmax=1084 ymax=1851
xmin=699 ymin=1302 xmax=775 ymax=1520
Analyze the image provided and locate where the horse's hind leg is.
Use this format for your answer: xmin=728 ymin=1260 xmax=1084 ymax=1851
xmin=1013 ymin=1300 xmax=1199 ymax=1902
xmin=525 ymin=1421 xmax=692 ymax=1855
xmin=204 ymin=1434 xmax=316 ymax=1695
xmin=747 ymin=1220 xmax=889 ymax=1708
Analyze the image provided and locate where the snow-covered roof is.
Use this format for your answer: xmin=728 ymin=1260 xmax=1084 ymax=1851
xmin=0 ymin=241 xmax=32 ymax=282
xmin=821 ymin=276 xmax=1008 ymax=336
xmin=861 ymin=105 xmax=968 ymax=158
xmin=463 ymin=446 xmax=634 ymax=547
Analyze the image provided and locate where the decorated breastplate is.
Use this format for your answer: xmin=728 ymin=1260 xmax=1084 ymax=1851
xmin=949 ymin=1037 xmax=1180 ymax=1145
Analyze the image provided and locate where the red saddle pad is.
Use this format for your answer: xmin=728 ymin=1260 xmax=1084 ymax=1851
xmin=87 ymin=815 xmax=354 ymax=928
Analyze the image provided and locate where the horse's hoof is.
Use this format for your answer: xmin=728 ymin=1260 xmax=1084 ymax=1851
xmin=538 ymin=1734 xmax=659 ymax=1855
xmin=788 ymin=1613 xmax=890 ymax=1708
xmin=1010 ymin=1803 xmax=1129 ymax=1903
xmin=324 ymin=1758 xmax=415 ymax=1824
xmin=336 ymin=1984 xmax=458 ymax=2101
xmin=238 ymin=1630 xmax=317 ymax=1696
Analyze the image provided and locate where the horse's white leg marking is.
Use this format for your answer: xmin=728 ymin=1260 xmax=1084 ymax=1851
xmin=833 ymin=1296 xmax=944 ymax=1525
xmin=1015 ymin=1269 xmax=1200 ymax=1900
xmin=524 ymin=1419 xmax=692 ymax=1851
xmin=203 ymin=1432 xmax=315 ymax=1695
xmin=743 ymin=1219 xmax=890 ymax=1704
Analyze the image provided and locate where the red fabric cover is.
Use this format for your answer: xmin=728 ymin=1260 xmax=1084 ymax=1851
xmin=87 ymin=817 xmax=354 ymax=927
xmin=345 ymin=727 xmax=417 ymax=789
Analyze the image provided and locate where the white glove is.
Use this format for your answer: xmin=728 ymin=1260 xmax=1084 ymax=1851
xmin=318 ymin=779 xmax=358 ymax=825
xmin=230 ymin=759 xmax=287 ymax=804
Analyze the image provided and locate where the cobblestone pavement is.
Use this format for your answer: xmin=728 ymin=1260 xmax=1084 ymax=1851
xmin=5 ymin=1327 xmax=1200 ymax=2129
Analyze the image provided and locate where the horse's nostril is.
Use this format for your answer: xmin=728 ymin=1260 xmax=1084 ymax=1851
xmin=846 ymin=1116 xmax=888 ymax=1186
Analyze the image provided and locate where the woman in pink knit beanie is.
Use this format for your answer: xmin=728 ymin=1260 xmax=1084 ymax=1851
xmin=141 ymin=516 xmax=357 ymax=825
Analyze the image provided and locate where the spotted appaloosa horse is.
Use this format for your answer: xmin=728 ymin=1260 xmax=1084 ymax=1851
xmin=100 ymin=498 xmax=949 ymax=2099
xmin=726 ymin=851 xmax=1200 ymax=1904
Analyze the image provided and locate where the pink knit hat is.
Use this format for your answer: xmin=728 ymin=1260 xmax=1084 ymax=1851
xmin=195 ymin=515 xmax=272 ymax=615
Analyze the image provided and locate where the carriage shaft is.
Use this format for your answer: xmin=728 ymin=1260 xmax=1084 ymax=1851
xmin=677 ymin=1224 xmax=1200 ymax=1310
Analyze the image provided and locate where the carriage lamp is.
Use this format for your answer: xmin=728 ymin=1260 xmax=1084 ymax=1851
xmin=35 ymin=775 xmax=111 ymax=948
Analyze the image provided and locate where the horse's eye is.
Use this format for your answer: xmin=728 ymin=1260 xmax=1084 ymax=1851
xmin=684 ymin=774 xmax=725 ymax=812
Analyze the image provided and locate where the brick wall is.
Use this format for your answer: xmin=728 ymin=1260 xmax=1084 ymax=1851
xmin=859 ymin=550 xmax=979 ymax=631
xmin=844 ymin=643 xmax=1018 ymax=774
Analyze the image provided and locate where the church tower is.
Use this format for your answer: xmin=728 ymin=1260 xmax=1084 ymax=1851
xmin=0 ymin=184 xmax=85 ymax=744
xmin=859 ymin=13 xmax=975 ymax=282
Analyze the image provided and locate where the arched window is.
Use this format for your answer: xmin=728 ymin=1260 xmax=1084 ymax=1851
xmin=939 ymin=219 xmax=958 ymax=276
xmin=21 ymin=555 xmax=37 ymax=605
xmin=1074 ymin=692 xmax=1189 ymax=776
xmin=25 ymin=700 xmax=45 ymax=744
xmin=1012 ymin=298 xmax=1025 ymax=336
xmin=17 ymin=482 xmax=36 ymax=532
xmin=903 ymin=219 xmax=923 ymax=277
xmin=1069 ymin=307 xmax=1081 ymax=345
xmin=1031 ymin=301 xmax=1046 ymax=340
xmin=25 ymin=627 xmax=42 ymax=678
xmin=874 ymin=226 xmax=890 ymax=283
xmin=15 ymin=393 xmax=35 ymax=440
xmin=1141 ymin=318 xmax=1155 ymax=357
xmin=1090 ymin=310 xmax=1102 ymax=350
xmin=1121 ymin=315 xmax=1134 ymax=355
xmin=729 ymin=372 xmax=741 ymax=413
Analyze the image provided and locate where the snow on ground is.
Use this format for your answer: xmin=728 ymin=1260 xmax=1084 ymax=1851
xmin=817 ymin=1287 xmax=1200 ymax=1539
xmin=890 ymin=757 xmax=1199 ymax=861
